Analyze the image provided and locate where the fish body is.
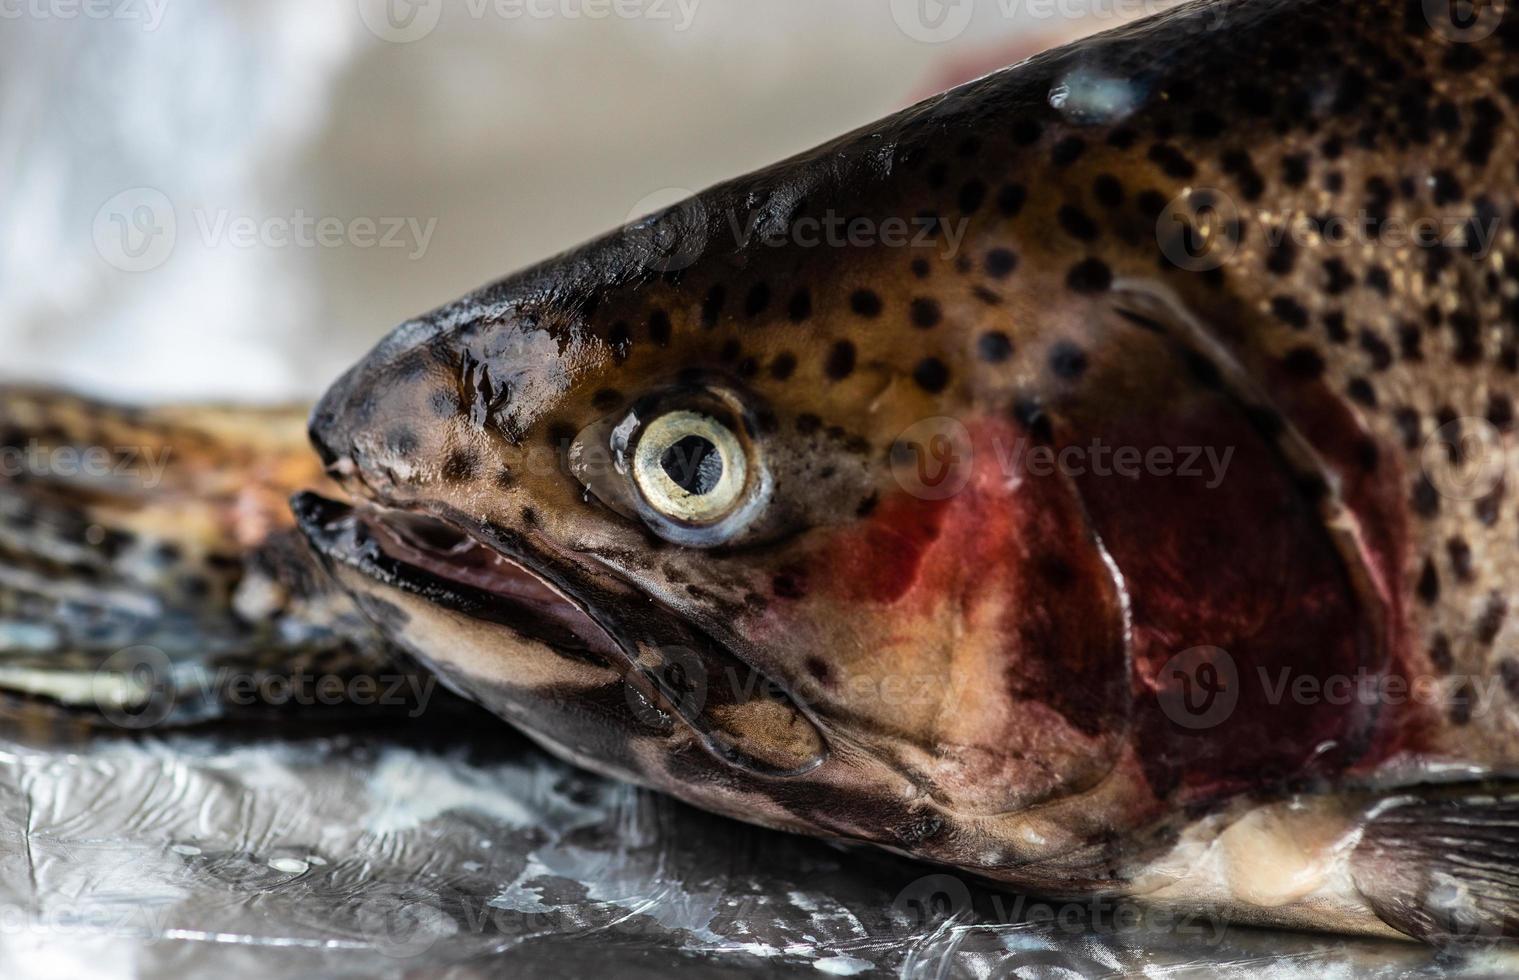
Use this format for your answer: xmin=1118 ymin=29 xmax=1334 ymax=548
xmin=8 ymin=0 xmax=1519 ymax=943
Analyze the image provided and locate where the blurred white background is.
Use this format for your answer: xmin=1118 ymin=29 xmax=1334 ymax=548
xmin=0 ymin=0 xmax=1121 ymax=402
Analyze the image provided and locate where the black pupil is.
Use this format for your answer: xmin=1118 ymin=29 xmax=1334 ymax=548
xmin=660 ymin=435 xmax=723 ymax=495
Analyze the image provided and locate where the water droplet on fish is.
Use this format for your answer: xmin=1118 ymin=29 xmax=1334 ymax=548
xmin=1049 ymin=67 xmax=1141 ymax=124
xmin=268 ymin=857 xmax=309 ymax=874
xmin=170 ymin=843 xmax=202 ymax=856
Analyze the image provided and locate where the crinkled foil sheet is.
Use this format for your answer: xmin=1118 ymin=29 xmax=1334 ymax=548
xmin=0 ymin=708 xmax=1509 ymax=979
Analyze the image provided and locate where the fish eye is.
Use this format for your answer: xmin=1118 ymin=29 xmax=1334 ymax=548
xmin=632 ymin=410 xmax=749 ymax=529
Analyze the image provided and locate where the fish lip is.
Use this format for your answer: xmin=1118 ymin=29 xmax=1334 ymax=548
xmin=290 ymin=491 xmax=621 ymax=666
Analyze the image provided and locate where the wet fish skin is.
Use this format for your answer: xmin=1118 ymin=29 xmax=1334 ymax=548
xmin=0 ymin=0 xmax=1515 ymax=942
xmin=302 ymin=0 xmax=1519 ymax=939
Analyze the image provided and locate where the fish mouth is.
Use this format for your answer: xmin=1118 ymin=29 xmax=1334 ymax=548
xmin=290 ymin=491 xmax=621 ymax=666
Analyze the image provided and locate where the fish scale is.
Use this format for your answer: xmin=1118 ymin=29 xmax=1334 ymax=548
xmin=7 ymin=0 xmax=1519 ymax=943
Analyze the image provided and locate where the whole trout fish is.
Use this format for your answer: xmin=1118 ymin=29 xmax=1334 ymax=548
xmin=6 ymin=0 xmax=1519 ymax=944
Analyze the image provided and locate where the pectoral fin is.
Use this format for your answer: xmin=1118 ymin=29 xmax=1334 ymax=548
xmin=1351 ymin=787 xmax=1519 ymax=943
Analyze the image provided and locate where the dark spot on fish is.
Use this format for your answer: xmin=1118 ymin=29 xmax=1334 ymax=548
xmin=1147 ymin=143 xmax=1196 ymax=178
xmin=1012 ymin=397 xmax=1053 ymax=444
xmin=520 ymin=507 xmax=540 ymax=529
xmin=648 ymin=310 xmax=672 ymax=347
xmin=912 ymin=357 xmax=950 ymax=394
xmin=1107 ymin=127 xmax=1138 ymax=149
xmin=997 ymin=183 xmax=1027 ymax=218
xmin=1066 ymin=258 xmax=1112 ymax=294
xmin=1432 ymin=169 xmax=1463 ymax=206
xmin=910 ymin=297 xmax=942 ymax=329
xmin=1266 ymin=235 xmax=1298 ymax=275
xmin=592 ymin=389 xmax=622 ymax=410
xmin=1011 ymin=118 xmax=1042 ymax=145
xmin=1323 ymin=258 xmax=1356 ymax=294
xmin=1051 ymin=136 xmax=1086 ymax=167
xmin=442 ymin=449 xmax=479 ymax=482
xmin=1416 ymin=557 xmax=1440 ymax=604
xmin=1058 ymin=205 xmax=1099 ymax=241
xmin=796 ymin=413 xmax=822 ymax=435
xmin=1282 ymin=154 xmax=1310 ymax=188
xmin=959 ymin=179 xmax=987 ymax=214
xmin=1430 ymin=632 xmax=1454 ymax=674
xmin=1093 ymin=174 xmax=1125 ymax=208
xmin=1271 ymin=296 xmax=1310 ymax=329
xmin=548 ymin=422 xmax=576 ymax=451
xmin=910 ymin=257 xmax=931 ymax=279
xmin=700 ymin=285 xmax=726 ymax=329
xmin=850 ymin=290 xmax=883 ymax=318
xmin=1359 ymin=331 xmax=1393 ymax=371
xmin=1448 ymin=536 xmax=1473 ymax=581
xmin=608 ymin=321 xmax=632 ymax=362
xmin=387 ymin=427 xmax=419 ymax=458
xmin=774 ymin=571 xmax=808 ymax=600
xmin=1450 ymin=682 xmax=1474 ymax=726
xmin=745 ymin=283 xmax=771 ymax=317
xmin=984 ymin=248 xmax=1018 ymax=279
xmin=1282 ymin=346 xmax=1325 ymax=379
xmin=769 ymin=352 xmax=797 ymax=381
xmin=1346 ymin=377 xmax=1377 ymax=407
xmin=786 ymin=288 xmax=812 ymax=323
xmin=856 ymin=492 xmax=879 ymax=518
xmin=1049 ymin=342 xmax=1088 ymax=380
xmin=1479 ymin=594 xmax=1509 ymax=645
xmin=825 ymin=341 xmax=856 ymax=380
xmin=978 ymin=331 xmax=1013 ymax=363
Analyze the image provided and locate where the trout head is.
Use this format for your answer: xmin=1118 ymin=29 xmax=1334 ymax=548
xmin=296 ymin=224 xmax=1144 ymax=884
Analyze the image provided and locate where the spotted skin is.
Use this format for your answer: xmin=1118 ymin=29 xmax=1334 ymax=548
xmin=293 ymin=0 xmax=1519 ymax=939
xmin=8 ymin=0 xmax=1519 ymax=942
xmin=0 ymin=387 xmax=393 ymax=731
